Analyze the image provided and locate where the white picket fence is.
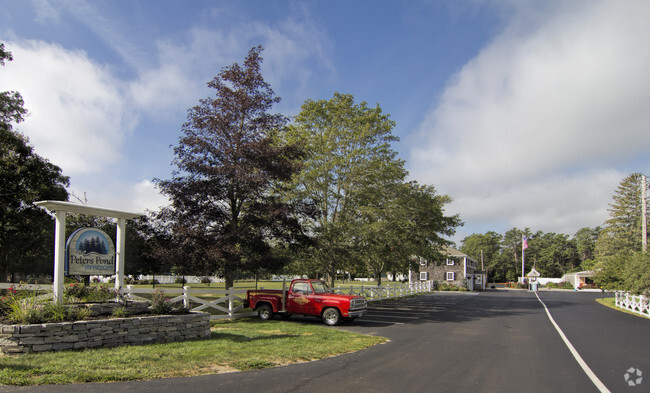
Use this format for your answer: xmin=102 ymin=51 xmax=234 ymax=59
xmin=615 ymin=291 xmax=650 ymax=318
xmin=334 ymin=280 xmax=434 ymax=301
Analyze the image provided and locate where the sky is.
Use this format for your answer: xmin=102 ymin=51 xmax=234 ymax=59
xmin=1 ymin=0 xmax=649 ymax=245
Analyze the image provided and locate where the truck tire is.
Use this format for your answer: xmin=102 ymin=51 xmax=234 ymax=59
xmin=322 ymin=307 xmax=341 ymax=326
xmin=257 ymin=303 xmax=273 ymax=321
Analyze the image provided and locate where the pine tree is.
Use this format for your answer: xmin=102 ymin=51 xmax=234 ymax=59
xmin=595 ymin=173 xmax=646 ymax=257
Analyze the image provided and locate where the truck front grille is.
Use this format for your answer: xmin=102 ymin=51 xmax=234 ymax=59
xmin=350 ymin=298 xmax=367 ymax=311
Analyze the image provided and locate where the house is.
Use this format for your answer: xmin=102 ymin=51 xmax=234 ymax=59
xmin=561 ymin=270 xmax=596 ymax=289
xmin=412 ymin=246 xmax=486 ymax=290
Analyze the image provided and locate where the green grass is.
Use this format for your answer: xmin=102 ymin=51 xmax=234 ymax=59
xmin=0 ymin=319 xmax=387 ymax=386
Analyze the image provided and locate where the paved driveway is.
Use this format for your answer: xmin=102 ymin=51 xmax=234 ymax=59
xmin=2 ymin=290 xmax=647 ymax=393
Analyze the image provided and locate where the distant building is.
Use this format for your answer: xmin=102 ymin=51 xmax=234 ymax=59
xmin=560 ymin=270 xmax=596 ymax=289
xmin=411 ymin=246 xmax=486 ymax=290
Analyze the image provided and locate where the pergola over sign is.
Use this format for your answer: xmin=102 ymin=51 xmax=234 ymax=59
xmin=34 ymin=200 xmax=142 ymax=302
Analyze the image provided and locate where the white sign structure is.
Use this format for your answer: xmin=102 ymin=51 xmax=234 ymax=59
xmin=34 ymin=201 xmax=141 ymax=303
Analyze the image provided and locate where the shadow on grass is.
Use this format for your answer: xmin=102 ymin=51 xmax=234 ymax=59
xmin=210 ymin=331 xmax=300 ymax=342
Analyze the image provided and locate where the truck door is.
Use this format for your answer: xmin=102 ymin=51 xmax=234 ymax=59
xmin=288 ymin=281 xmax=317 ymax=315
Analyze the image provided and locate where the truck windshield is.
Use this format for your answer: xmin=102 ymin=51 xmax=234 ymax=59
xmin=311 ymin=281 xmax=330 ymax=294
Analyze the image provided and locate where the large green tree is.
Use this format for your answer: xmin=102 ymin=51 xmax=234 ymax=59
xmin=0 ymin=43 xmax=69 ymax=281
xmin=460 ymin=231 xmax=502 ymax=280
xmin=356 ymin=181 xmax=460 ymax=285
xmin=594 ymin=173 xmax=649 ymax=291
xmin=285 ymin=93 xmax=403 ymax=285
xmin=155 ymin=46 xmax=310 ymax=288
xmin=573 ymin=226 xmax=600 ymax=270
xmin=595 ymin=173 xmax=646 ymax=258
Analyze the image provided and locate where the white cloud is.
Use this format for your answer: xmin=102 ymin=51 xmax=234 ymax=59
xmin=409 ymin=0 xmax=650 ymax=238
xmin=69 ymin=179 xmax=169 ymax=215
xmin=129 ymin=15 xmax=334 ymax=118
xmin=0 ymin=40 xmax=133 ymax=175
xmin=31 ymin=0 xmax=60 ymax=24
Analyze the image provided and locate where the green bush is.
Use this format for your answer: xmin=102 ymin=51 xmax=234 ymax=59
xmin=150 ymin=289 xmax=173 ymax=314
xmin=64 ymin=284 xmax=117 ymax=303
xmin=5 ymin=295 xmax=92 ymax=324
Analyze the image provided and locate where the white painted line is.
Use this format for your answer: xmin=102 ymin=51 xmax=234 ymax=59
xmin=535 ymin=292 xmax=611 ymax=393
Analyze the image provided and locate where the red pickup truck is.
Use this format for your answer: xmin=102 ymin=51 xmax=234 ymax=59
xmin=244 ymin=279 xmax=367 ymax=326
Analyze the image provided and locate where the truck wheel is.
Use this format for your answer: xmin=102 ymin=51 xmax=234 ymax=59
xmin=257 ymin=304 xmax=273 ymax=320
xmin=322 ymin=308 xmax=341 ymax=326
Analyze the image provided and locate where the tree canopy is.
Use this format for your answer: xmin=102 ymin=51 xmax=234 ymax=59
xmin=284 ymin=92 xmax=460 ymax=285
xmin=154 ymin=46 xmax=311 ymax=288
xmin=1 ymin=43 xmax=69 ymax=281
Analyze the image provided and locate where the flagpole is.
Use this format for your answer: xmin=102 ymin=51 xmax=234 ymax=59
xmin=521 ymin=235 xmax=526 ymax=284
xmin=521 ymin=243 xmax=525 ymax=284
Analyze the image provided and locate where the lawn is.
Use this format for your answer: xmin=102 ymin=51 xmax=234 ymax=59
xmin=0 ymin=319 xmax=387 ymax=386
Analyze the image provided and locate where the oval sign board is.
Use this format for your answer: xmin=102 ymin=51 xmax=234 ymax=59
xmin=65 ymin=228 xmax=116 ymax=275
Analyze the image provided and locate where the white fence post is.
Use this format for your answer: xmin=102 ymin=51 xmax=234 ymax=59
xmin=183 ymin=286 xmax=190 ymax=309
xmin=228 ymin=287 xmax=234 ymax=317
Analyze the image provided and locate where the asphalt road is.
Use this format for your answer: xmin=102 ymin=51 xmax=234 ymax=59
xmin=2 ymin=290 xmax=647 ymax=393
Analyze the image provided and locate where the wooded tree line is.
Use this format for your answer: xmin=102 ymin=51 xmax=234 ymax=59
xmin=459 ymin=227 xmax=600 ymax=282
xmin=460 ymin=173 xmax=650 ymax=295
xmin=1 ymin=44 xmax=460 ymax=285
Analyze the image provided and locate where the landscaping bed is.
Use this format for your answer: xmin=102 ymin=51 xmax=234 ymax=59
xmin=0 ymin=311 xmax=211 ymax=354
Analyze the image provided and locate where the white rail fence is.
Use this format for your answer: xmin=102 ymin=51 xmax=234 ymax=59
xmin=615 ymin=291 xmax=650 ymax=318
xmin=1 ymin=281 xmax=434 ymax=320
xmin=123 ymin=286 xmax=256 ymax=320
xmin=334 ymin=280 xmax=434 ymax=301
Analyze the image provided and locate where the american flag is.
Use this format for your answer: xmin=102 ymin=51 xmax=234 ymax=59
xmin=522 ymin=235 xmax=529 ymax=250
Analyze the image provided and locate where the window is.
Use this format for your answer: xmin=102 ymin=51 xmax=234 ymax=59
xmin=446 ymin=272 xmax=455 ymax=281
xmin=293 ymin=282 xmax=312 ymax=294
xmin=420 ymin=272 xmax=428 ymax=281
xmin=419 ymin=257 xmax=427 ymax=266
xmin=446 ymin=258 xmax=455 ymax=266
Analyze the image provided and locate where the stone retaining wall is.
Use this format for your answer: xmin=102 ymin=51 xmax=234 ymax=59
xmin=0 ymin=312 xmax=211 ymax=354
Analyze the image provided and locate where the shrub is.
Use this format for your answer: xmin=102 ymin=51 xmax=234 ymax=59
xmin=150 ymin=289 xmax=173 ymax=314
xmin=112 ymin=306 xmax=131 ymax=318
xmin=0 ymin=287 xmax=18 ymax=316
xmin=5 ymin=295 xmax=95 ymax=324
xmin=64 ymin=284 xmax=117 ymax=303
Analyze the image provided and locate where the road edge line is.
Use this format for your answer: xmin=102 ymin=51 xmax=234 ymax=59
xmin=534 ymin=292 xmax=611 ymax=393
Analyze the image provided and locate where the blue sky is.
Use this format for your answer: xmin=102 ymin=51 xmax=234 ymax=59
xmin=2 ymin=0 xmax=649 ymax=245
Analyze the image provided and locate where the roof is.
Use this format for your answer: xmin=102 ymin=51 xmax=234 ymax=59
xmin=442 ymin=246 xmax=477 ymax=262
xmin=561 ymin=270 xmax=597 ymax=279
xmin=34 ymin=200 xmax=142 ymax=220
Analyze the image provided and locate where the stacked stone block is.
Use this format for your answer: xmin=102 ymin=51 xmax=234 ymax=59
xmin=0 ymin=312 xmax=211 ymax=354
